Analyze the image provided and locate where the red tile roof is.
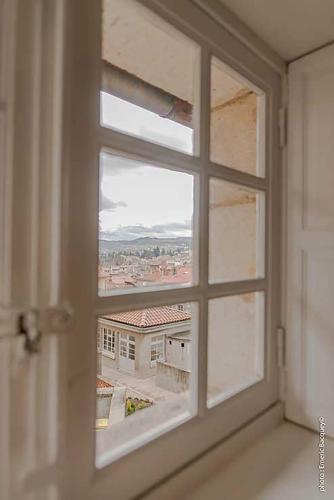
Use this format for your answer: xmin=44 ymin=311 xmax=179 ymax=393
xmin=102 ymin=306 xmax=191 ymax=328
xmin=96 ymin=378 xmax=113 ymax=389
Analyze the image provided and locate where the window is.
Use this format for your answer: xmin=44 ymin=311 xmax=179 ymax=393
xmin=93 ymin=0 xmax=274 ymax=470
xmin=102 ymin=328 xmax=116 ymax=356
xmin=150 ymin=334 xmax=165 ymax=365
xmin=97 ymin=329 xmax=102 ymax=352
xmin=0 ymin=0 xmax=282 ymax=496
xmin=65 ymin=0 xmax=281 ymax=494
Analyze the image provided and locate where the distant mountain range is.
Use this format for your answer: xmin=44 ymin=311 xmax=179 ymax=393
xmin=99 ymin=236 xmax=191 ymax=253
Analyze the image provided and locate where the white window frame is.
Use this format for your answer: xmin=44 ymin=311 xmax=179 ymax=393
xmin=119 ymin=333 xmax=136 ymax=361
xmin=150 ymin=334 xmax=165 ymax=366
xmin=102 ymin=327 xmax=116 ymax=358
xmin=63 ymin=0 xmax=282 ymax=498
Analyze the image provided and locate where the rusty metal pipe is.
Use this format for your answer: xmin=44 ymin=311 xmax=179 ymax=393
xmin=102 ymin=60 xmax=193 ymax=128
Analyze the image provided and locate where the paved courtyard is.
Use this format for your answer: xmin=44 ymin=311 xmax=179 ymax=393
xmin=100 ymin=366 xmax=179 ymax=402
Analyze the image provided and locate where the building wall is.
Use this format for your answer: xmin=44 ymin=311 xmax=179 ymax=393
xmin=207 ymin=91 xmax=261 ymax=400
xmin=99 ymin=324 xmax=164 ymax=379
xmin=134 ymin=333 xmax=153 ymax=378
xmin=211 ymin=92 xmax=258 ymax=175
xmin=209 ymin=91 xmax=259 ymax=282
xmin=156 ymin=362 xmax=190 ymax=393
xmin=165 ymin=337 xmax=191 ymax=371
xmin=101 ymin=352 xmax=118 ymax=375
xmin=207 ymin=293 xmax=262 ymax=400
xmin=209 ymin=201 xmax=257 ymax=282
xmin=99 ymin=317 xmax=193 ymax=379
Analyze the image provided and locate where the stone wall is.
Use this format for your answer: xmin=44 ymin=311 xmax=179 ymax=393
xmin=156 ymin=361 xmax=190 ymax=393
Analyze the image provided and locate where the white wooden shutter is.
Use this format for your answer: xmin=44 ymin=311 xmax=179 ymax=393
xmin=286 ymin=43 xmax=334 ymax=436
xmin=0 ymin=1 xmax=69 ymax=499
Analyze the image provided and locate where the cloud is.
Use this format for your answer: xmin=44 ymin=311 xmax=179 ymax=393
xmin=139 ymin=125 xmax=192 ymax=154
xmin=101 ymin=220 xmax=192 ymax=241
xmin=151 ymin=221 xmax=191 ymax=233
xmin=99 ymin=193 xmax=127 ymax=212
xmin=100 ymin=153 xmax=145 ymax=177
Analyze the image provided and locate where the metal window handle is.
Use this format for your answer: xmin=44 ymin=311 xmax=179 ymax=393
xmin=0 ymin=303 xmax=75 ymax=353
xmin=18 ymin=309 xmax=41 ymax=354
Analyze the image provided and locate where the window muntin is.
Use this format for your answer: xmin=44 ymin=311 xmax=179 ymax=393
xmin=102 ymin=328 xmax=116 ymax=354
xmin=128 ymin=336 xmax=135 ymax=360
xmin=119 ymin=333 xmax=136 ymax=360
xmin=101 ymin=0 xmax=199 ymax=155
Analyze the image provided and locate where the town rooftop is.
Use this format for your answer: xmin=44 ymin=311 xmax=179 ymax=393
xmin=101 ymin=306 xmax=191 ymax=328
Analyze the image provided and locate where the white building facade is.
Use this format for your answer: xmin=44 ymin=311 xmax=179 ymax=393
xmin=97 ymin=306 xmax=192 ymax=380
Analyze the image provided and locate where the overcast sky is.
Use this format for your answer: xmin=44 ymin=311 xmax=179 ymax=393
xmin=99 ymin=94 xmax=194 ymax=241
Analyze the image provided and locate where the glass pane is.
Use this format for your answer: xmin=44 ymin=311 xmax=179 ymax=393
xmin=99 ymin=152 xmax=194 ymax=295
xmin=210 ymin=56 xmax=265 ymax=177
xmin=209 ymin=178 xmax=265 ymax=283
xmin=207 ymin=292 xmax=264 ymax=407
xmin=96 ymin=303 xmax=196 ymax=466
xmin=101 ymin=0 xmax=199 ymax=155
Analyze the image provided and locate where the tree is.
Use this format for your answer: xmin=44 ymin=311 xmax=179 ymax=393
xmin=153 ymin=246 xmax=160 ymax=257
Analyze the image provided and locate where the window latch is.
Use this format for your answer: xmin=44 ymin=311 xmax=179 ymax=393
xmin=0 ymin=304 xmax=74 ymax=354
xmin=18 ymin=309 xmax=41 ymax=353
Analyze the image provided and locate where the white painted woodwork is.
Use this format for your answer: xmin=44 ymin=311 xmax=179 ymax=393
xmin=118 ymin=334 xmax=136 ymax=373
xmin=0 ymin=1 xmax=282 ymax=499
xmin=186 ymin=420 xmax=334 ymax=500
xmin=286 ymin=43 xmax=334 ymax=437
xmin=79 ymin=2 xmax=281 ymax=498
xmin=215 ymin=0 xmax=334 ymax=61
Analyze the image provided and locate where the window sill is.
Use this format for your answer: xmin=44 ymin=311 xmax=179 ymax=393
xmin=143 ymin=402 xmax=283 ymax=500
xmin=102 ymin=351 xmax=116 ymax=360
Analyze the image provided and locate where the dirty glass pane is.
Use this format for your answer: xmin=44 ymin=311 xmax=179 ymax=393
xmin=98 ymin=151 xmax=194 ymax=295
xmin=101 ymin=0 xmax=199 ymax=155
xmin=207 ymin=293 xmax=264 ymax=407
xmin=96 ymin=303 xmax=196 ymax=466
xmin=210 ymin=56 xmax=265 ymax=177
xmin=209 ymin=177 xmax=265 ymax=283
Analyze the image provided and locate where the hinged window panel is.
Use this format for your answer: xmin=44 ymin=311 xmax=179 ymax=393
xmin=62 ymin=0 xmax=282 ymax=498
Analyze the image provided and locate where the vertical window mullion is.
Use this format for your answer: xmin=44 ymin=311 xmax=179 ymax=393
xmin=197 ymin=46 xmax=211 ymax=416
